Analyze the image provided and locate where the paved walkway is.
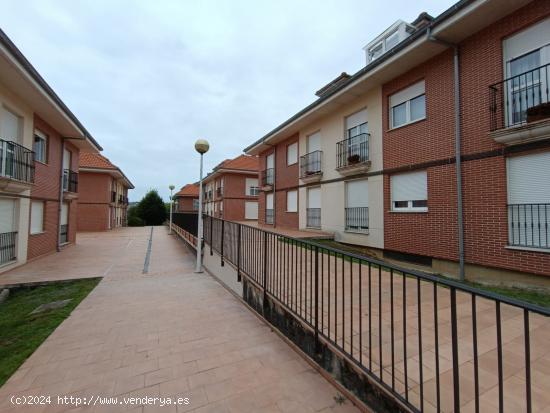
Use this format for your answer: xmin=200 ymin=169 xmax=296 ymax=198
xmin=0 ymin=227 xmax=360 ymax=413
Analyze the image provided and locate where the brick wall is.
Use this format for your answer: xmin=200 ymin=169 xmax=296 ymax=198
xmin=77 ymin=172 xmax=112 ymax=231
xmin=382 ymin=0 xmax=550 ymax=277
xmin=258 ymin=134 xmax=299 ymax=228
xmin=177 ymin=197 xmax=197 ymax=212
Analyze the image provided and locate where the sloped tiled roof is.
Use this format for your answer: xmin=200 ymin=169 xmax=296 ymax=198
xmin=79 ymin=152 xmax=117 ymax=169
xmin=216 ymin=155 xmax=259 ymax=172
xmin=175 ymin=183 xmax=199 ymax=197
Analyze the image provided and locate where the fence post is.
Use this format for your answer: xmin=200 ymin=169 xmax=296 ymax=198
xmin=314 ymin=245 xmax=319 ymax=354
xmin=237 ymin=224 xmax=241 ymax=282
xmin=210 ymin=216 xmax=213 ymax=256
xmin=450 ymin=287 xmax=460 ymax=413
xmin=220 ymin=219 xmax=225 ymax=267
xmin=263 ymin=231 xmax=268 ymax=304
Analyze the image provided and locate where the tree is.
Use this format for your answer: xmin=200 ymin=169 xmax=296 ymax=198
xmin=127 ymin=205 xmax=144 ymax=227
xmin=135 ymin=189 xmax=167 ymax=226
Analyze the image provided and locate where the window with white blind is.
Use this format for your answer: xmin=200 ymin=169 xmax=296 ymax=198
xmin=0 ymin=107 xmax=22 ymax=142
xmin=391 ymin=171 xmax=428 ymax=211
xmin=287 ymin=142 xmax=298 ymax=166
xmin=345 ymin=179 xmax=369 ymax=231
xmin=0 ymin=198 xmax=16 ymax=233
xmin=266 ymin=193 xmax=274 ymax=209
xmin=245 ymin=178 xmax=259 ymax=196
xmin=507 ymin=152 xmax=550 ymax=249
xmin=33 ymin=130 xmax=47 ymax=163
xmin=30 ymin=201 xmax=44 ymax=234
xmin=389 ymin=81 xmax=426 ymax=128
xmin=286 ymin=190 xmax=297 ymax=212
xmin=245 ymin=201 xmax=258 ymax=220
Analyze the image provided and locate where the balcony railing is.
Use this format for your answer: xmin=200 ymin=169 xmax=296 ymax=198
xmin=345 ymin=207 xmax=369 ymax=232
xmin=336 ymin=134 xmax=369 ymax=169
xmin=59 ymin=224 xmax=68 ymax=244
xmin=508 ymin=203 xmax=550 ymax=249
xmin=490 ymin=63 xmax=550 ymax=131
xmin=265 ymin=208 xmax=274 ymax=224
xmin=0 ymin=231 xmax=17 ymax=265
xmin=63 ymin=169 xmax=78 ymax=193
xmin=0 ymin=138 xmax=34 ymax=183
xmin=111 ymin=191 xmax=116 ymax=203
xmin=306 ymin=208 xmax=321 ymax=228
xmin=262 ymin=168 xmax=274 ymax=186
xmin=300 ymin=151 xmax=322 ymax=178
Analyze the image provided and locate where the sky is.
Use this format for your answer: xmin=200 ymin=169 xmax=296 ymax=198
xmin=1 ymin=0 xmax=455 ymax=201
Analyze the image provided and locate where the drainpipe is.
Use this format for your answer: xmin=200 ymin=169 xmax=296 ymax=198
xmin=428 ymin=27 xmax=465 ymax=281
xmin=57 ymin=138 xmax=66 ymax=252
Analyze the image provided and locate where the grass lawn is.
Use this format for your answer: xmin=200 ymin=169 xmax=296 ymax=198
xmin=0 ymin=278 xmax=101 ymax=386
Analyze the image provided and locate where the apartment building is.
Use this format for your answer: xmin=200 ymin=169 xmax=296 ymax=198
xmin=174 ymin=183 xmax=199 ymax=212
xmin=0 ymin=28 xmax=102 ymax=273
xmin=202 ymin=154 xmax=259 ymax=221
xmin=77 ymin=153 xmax=133 ymax=231
xmin=244 ymin=0 xmax=550 ymax=285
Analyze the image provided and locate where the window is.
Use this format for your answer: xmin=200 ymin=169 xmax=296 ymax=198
xmin=507 ymin=152 xmax=550 ymax=249
xmin=245 ymin=178 xmax=259 ymax=196
xmin=33 ymin=131 xmax=47 ymax=163
xmin=193 ymin=199 xmax=199 ymax=210
xmin=307 ymin=187 xmax=321 ymax=228
xmin=385 ymin=30 xmax=400 ymax=50
xmin=391 ymin=171 xmax=428 ymax=211
xmin=369 ymin=42 xmax=383 ymax=61
xmin=245 ymin=201 xmax=258 ymax=220
xmin=287 ymin=142 xmax=298 ymax=166
xmin=286 ymin=190 xmax=297 ymax=212
xmin=389 ymin=80 xmax=426 ymax=128
xmin=346 ymin=180 xmax=369 ymax=231
xmin=0 ymin=107 xmax=22 ymax=142
xmin=30 ymin=201 xmax=44 ymax=234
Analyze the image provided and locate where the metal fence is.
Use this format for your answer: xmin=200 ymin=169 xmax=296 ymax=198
xmin=508 ymin=203 xmax=550 ymax=249
xmin=345 ymin=207 xmax=369 ymax=232
xmin=300 ymin=151 xmax=322 ymax=178
xmin=306 ymin=208 xmax=321 ymax=228
xmin=0 ymin=231 xmax=17 ymax=265
xmin=336 ymin=133 xmax=369 ymax=169
xmin=0 ymin=138 xmax=34 ymax=183
xmin=202 ymin=215 xmax=550 ymax=413
xmin=172 ymin=212 xmax=199 ymax=236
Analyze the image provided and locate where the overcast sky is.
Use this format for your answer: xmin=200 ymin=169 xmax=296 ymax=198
xmin=1 ymin=0 xmax=455 ymax=201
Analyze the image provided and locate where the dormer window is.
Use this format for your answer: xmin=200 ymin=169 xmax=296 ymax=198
xmin=364 ymin=20 xmax=416 ymax=64
xmin=385 ymin=30 xmax=400 ymax=50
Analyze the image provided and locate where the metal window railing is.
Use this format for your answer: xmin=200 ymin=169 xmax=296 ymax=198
xmin=336 ymin=134 xmax=369 ymax=169
xmin=63 ymin=169 xmax=78 ymax=193
xmin=262 ymin=168 xmax=274 ymax=186
xmin=490 ymin=63 xmax=550 ymax=131
xmin=265 ymin=208 xmax=274 ymax=224
xmin=202 ymin=215 xmax=550 ymax=413
xmin=508 ymin=203 xmax=550 ymax=249
xmin=306 ymin=208 xmax=321 ymax=228
xmin=0 ymin=231 xmax=17 ymax=265
xmin=59 ymin=224 xmax=68 ymax=244
xmin=300 ymin=151 xmax=322 ymax=178
xmin=345 ymin=207 xmax=369 ymax=232
xmin=0 ymin=138 xmax=34 ymax=183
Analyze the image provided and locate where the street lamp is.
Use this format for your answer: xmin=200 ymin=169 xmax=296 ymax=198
xmin=194 ymin=139 xmax=209 ymax=273
xmin=168 ymin=184 xmax=175 ymax=234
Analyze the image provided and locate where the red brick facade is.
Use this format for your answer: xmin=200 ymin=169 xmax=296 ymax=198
xmin=383 ymin=1 xmax=550 ymax=277
xmin=77 ymin=173 xmax=111 ymax=231
xmin=204 ymin=172 xmax=259 ymax=221
xmin=27 ymin=115 xmax=79 ymax=261
xmin=258 ymin=134 xmax=299 ymax=228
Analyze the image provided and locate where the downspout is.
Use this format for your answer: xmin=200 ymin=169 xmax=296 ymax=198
xmin=263 ymin=142 xmax=276 ymax=227
xmin=427 ymin=27 xmax=465 ymax=281
xmin=57 ymin=138 xmax=66 ymax=252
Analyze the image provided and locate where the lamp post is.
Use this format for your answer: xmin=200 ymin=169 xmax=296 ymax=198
xmin=168 ymin=184 xmax=175 ymax=234
xmin=194 ymin=139 xmax=209 ymax=273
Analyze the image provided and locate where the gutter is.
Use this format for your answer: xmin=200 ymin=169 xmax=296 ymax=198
xmin=427 ymin=27 xmax=465 ymax=281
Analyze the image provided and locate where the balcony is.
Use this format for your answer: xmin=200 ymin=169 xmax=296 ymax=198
xmin=336 ymin=134 xmax=371 ymax=176
xmin=345 ymin=207 xmax=369 ymax=232
xmin=0 ymin=138 xmax=34 ymax=193
xmin=261 ymin=168 xmax=274 ymax=191
xmin=63 ymin=169 xmax=78 ymax=199
xmin=489 ymin=63 xmax=550 ymax=145
xmin=0 ymin=231 xmax=17 ymax=265
xmin=508 ymin=203 xmax=549 ymax=250
xmin=265 ymin=208 xmax=274 ymax=224
xmin=300 ymin=151 xmax=322 ymax=183
xmin=306 ymin=208 xmax=321 ymax=229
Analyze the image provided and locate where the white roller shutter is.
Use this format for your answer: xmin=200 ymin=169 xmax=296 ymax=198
xmin=507 ymin=152 xmax=550 ymax=204
xmin=391 ymin=171 xmax=427 ymax=202
xmin=30 ymin=201 xmax=44 ymax=234
xmin=390 ymin=81 xmax=425 ymax=108
xmin=0 ymin=198 xmax=16 ymax=233
xmin=307 ymin=132 xmax=321 ymax=152
xmin=61 ymin=202 xmax=69 ymax=225
xmin=266 ymin=153 xmax=274 ymax=169
xmin=503 ymin=17 xmax=550 ymax=62
xmin=287 ymin=143 xmax=298 ymax=165
xmin=307 ymin=187 xmax=321 ymax=208
xmin=346 ymin=180 xmax=368 ymax=208
xmin=266 ymin=193 xmax=274 ymax=209
xmin=286 ymin=190 xmax=297 ymax=212
xmin=0 ymin=108 xmax=21 ymax=141
xmin=245 ymin=178 xmax=258 ymax=195
xmin=346 ymin=109 xmax=367 ymax=130
xmin=245 ymin=201 xmax=258 ymax=219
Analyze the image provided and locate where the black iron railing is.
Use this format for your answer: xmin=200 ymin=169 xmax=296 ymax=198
xmin=490 ymin=63 xmax=550 ymax=131
xmin=300 ymin=151 xmax=322 ymax=178
xmin=59 ymin=224 xmax=68 ymax=244
xmin=111 ymin=191 xmax=116 ymax=203
xmin=0 ymin=138 xmax=34 ymax=183
xmin=306 ymin=208 xmax=321 ymax=228
xmin=508 ymin=203 xmax=550 ymax=249
xmin=336 ymin=134 xmax=369 ymax=169
xmin=265 ymin=208 xmax=274 ymax=224
xmin=63 ymin=169 xmax=78 ymax=193
xmin=262 ymin=168 xmax=274 ymax=186
xmin=172 ymin=212 xmax=198 ymax=236
xmin=202 ymin=215 xmax=550 ymax=413
xmin=345 ymin=207 xmax=369 ymax=232
xmin=0 ymin=231 xmax=17 ymax=265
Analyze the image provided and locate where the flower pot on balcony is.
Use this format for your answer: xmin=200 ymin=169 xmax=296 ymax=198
xmin=347 ymin=154 xmax=361 ymax=164
xmin=527 ymin=102 xmax=550 ymax=123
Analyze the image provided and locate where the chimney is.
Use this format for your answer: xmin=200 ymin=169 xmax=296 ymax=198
xmin=315 ymin=72 xmax=351 ymax=98
xmin=411 ymin=12 xmax=434 ymax=30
